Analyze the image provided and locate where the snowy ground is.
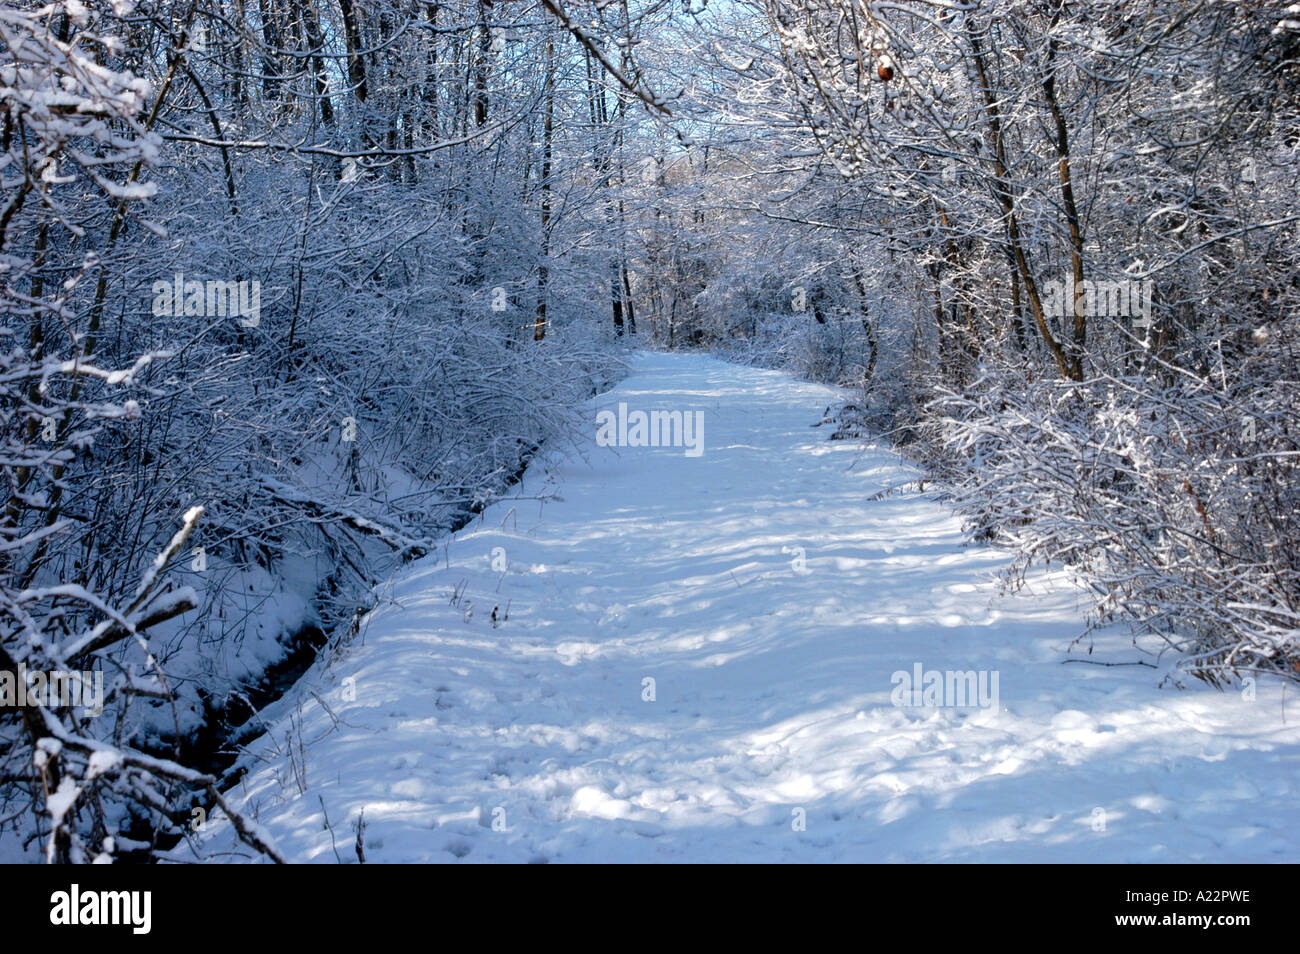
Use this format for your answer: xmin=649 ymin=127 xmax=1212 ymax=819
xmin=201 ymin=352 xmax=1299 ymax=863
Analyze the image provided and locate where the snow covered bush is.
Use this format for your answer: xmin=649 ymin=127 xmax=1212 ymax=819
xmin=925 ymin=336 xmax=1300 ymax=685
xmin=0 ymin=0 xmax=284 ymax=862
xmin=655 ymin=0 xmax=1300 ymax=685
xmin=1 ymin=0 xmax=631 ymax=861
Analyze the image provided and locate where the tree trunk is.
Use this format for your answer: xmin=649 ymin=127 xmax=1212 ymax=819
xmin=535 ymin=35 xmax=553 ymax=341
xmin=1044 ymin=11 xmax=1087 ymax=376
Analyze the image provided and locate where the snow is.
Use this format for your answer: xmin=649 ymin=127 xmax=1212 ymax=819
xmin=46 ymin=778 xmax=80 ymax=827
xmin=86 ymin=750 xmax=122 ymax=779
xmin=201 ymin=351 xmax=1300 ymax=862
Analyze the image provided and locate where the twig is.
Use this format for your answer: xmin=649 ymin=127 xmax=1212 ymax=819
xmin=1062 ymin=658 xmax=1158 ymax=668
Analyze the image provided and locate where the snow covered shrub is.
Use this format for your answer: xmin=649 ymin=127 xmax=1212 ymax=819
xmin=728 ymin=0 xmax=1300 ymax=687
xmin=2 ymin=0 xmax=630 ymax=862
xmin=925 ymin=337 xmax=1300 ymax=685
xmin=0 ymin=0 xmax=281 ymax=862
xmin=0 ymin=0 xmax=631 ymax=801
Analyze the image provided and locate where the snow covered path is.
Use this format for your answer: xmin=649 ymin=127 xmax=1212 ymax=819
xmin=207 ymin=352 xmax=1299 ymax=862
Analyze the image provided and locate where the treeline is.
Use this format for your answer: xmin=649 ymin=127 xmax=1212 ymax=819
xmin=628 ymin=1 xmax=1300 ymax=686
xmin=0 ymin=0 xmax=652 ymax=861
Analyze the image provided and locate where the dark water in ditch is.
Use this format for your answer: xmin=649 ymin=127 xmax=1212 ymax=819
xmin=120 ymin=620 xmax=330 ymax=860
xmin=123 ymin=441 xmax=545 ymax=860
